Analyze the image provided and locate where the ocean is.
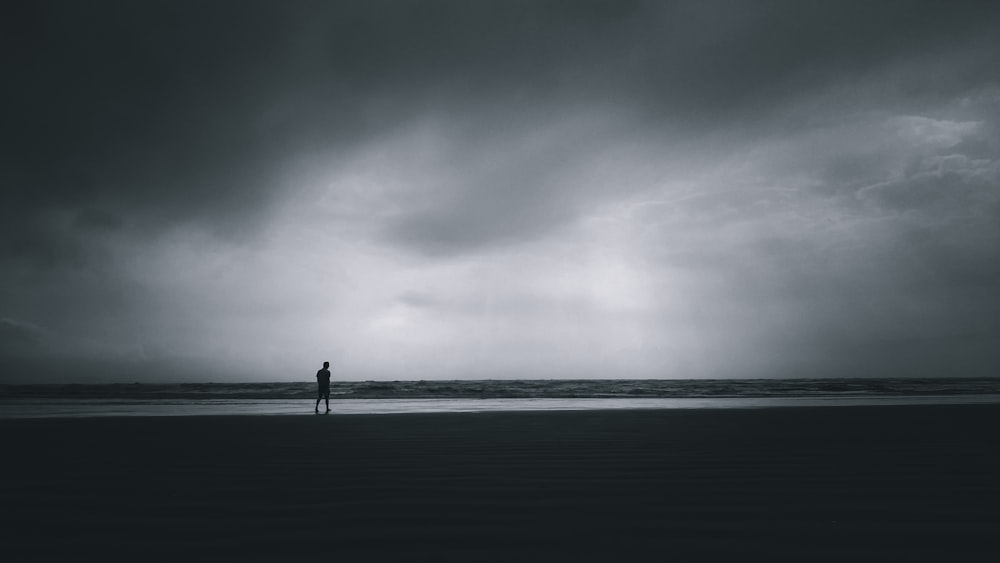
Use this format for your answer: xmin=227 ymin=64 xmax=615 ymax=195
xmin=2 ymin=378 xmax=999 ymax=418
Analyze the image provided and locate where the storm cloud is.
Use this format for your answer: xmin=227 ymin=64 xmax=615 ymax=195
xmin=2 ymin=1 xmax=999 ymax=382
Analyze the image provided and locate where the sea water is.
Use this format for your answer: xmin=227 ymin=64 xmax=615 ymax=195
xmin=1 ymin=378 xmax=999 ymax=418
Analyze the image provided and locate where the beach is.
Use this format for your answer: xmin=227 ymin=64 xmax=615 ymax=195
xmin=3 ymin=405 xmax=999 ymax=561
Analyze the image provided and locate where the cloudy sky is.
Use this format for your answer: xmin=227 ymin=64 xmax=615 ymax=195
xmin=2 ymin=1 xmax=999 ymax=383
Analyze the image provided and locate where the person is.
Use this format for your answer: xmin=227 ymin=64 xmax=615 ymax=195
xmin=315 ymin=361 xmax=331 ymax=413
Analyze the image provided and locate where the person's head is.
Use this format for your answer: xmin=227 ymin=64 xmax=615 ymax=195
xmin=323 ymin=361 xmax=329 ymax=369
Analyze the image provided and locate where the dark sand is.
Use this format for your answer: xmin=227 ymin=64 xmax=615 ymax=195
xmin=2 ymin=405 xmax=999 ymax=561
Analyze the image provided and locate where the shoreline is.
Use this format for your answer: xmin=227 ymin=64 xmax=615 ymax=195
xmin=4 ymin=393 xmax=1000 ymax=419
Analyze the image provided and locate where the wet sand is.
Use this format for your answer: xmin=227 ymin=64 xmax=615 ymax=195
xmin=2 ymin=405 xmax=999 ymax=561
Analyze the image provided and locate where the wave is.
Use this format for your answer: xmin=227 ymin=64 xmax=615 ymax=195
xmin=2 ymin=378 xmax=999 ymax=401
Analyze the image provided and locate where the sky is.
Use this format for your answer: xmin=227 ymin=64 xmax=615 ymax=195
xmin=2 ymin=0 xmax=999 ymax=383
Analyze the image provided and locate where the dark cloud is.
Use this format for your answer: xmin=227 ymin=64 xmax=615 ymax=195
xmin=6 ymin=1 xmax=999 ymax=257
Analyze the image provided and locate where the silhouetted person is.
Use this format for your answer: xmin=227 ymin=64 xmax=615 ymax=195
xmin=315 ymin=361 xmax=331 ymax=413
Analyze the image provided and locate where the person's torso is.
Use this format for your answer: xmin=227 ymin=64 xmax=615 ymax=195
xmin=317 ymin=369 xmax=331 ymax=384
